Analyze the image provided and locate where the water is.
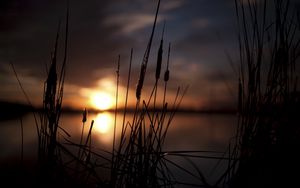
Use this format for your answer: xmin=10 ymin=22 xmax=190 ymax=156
xmin=0 ymin=112 xmax=237 ymax=186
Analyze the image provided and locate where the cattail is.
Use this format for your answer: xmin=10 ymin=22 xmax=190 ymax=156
xmin=164 ymin=70 xmax=169 ymax=82
xmin=45 ymin=22 xmax=59 ymax=114
xmin=155 ymin=36 xmax=164 ymax=80
xmin=164 ymin=43 xmax=171 ymax=82
xmin=45 ymin=62 xmax=57 ymax=105
xmin=136 ymin=63 xmax=146 ymax=100
xmin=155 ymin=40 xmax=163 ymax=80
xmin=82 ymin=108 xmax=87 ymax=123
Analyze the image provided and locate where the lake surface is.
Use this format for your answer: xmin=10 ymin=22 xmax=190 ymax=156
xmin=0 ymin=112 xmax=237 ymax=187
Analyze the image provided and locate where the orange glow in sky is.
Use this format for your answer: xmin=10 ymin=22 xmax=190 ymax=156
xmin=90 ymin=91 xmax=114 ymax=111
xmin=79 ymin=78 xmax=118 ymax=111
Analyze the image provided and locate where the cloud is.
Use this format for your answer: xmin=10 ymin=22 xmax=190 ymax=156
xmin=161 ymin=0 xmax=185 ymax=11
xmin=103 ymin=13 xmax=163 ymax=35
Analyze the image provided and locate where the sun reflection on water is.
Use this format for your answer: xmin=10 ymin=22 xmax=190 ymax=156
xmin=93 ymin=112 xmax=113 ymax=134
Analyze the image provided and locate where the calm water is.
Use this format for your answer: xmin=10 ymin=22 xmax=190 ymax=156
xmin=0 ymin=112 xmax=237 ymax=186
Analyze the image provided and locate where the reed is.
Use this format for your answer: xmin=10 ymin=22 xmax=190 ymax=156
xmin=10 ymin=63 xmax=29 ymax=165
xmin=33 ymin=5 xmax=71 ymax=186
xmin=77 ymin=108 xmax=87 ymax=159
xmin=225 ymin=0 xmax=300 ymax=187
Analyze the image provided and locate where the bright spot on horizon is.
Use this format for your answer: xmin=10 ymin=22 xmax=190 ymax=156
xmin=90 ymin=92 xmax=114 ymax=111
xmin=94 ymin=113 xmax=113 ymax=134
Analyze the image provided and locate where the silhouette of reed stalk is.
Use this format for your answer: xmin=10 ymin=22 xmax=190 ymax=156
xmin=77 ymin=108 xmax=87 ymax=159
xmin=38 ymin=5 xmax=69 ymax=177
xmin=224 ymin=0 xmax=300 ymax=187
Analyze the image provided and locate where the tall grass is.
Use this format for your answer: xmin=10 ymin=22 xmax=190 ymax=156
xmin=226 ymin=0 xmax=300 ymax=187
xmin=35 ymin=5 xmax=70 ymax=186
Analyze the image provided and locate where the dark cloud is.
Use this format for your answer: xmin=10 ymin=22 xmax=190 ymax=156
xmin=0 ymin=0 xmax=176 ymax=86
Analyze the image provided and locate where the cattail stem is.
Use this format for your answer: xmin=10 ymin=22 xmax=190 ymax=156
xmin=111 ymin=55 xmax=120 ymax=176
xmin=80 ymin=120 xmax=94 ymax=161
xmin=163 ymin=43 xmax=171 ymax=106
xmin=78 ymin=108 xmax=87 ymax=159
xmin=121 ymin=49 xmax=133 ymax=144
xmin=10 ymin=62 xmax=40 ymax=138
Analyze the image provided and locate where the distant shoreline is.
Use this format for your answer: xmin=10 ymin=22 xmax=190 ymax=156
xmin=0 ymin=100 xmax=237 ymax=119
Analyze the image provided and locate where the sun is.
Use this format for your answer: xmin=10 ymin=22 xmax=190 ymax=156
xmin=90 ymin=92 xmax=114 ymax=111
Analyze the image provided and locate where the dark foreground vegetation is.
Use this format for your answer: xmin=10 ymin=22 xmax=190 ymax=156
xmin=2 ymin=0 xmax=300 ymax=188
xmin=228 ymin=0 xmax=300 ymax=187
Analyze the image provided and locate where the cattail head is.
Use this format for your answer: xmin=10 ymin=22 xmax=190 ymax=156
xmin=91 ymin=120 xmax=94 ymax=128
xmin=136 ymin=63 xmax=146 ymax=100
xmin=164 ymin=70 xmax=169 ymax=82
xmin=156 ymin=22 xmax=165 ymax=80
xmin=45 ymin=61 xmax=57 ymax=111
xmin=164 ymin=42 xmax=171 ymax=82
xmin=82 ymin=108 xmax=87 ymax=123
xmin=155 ymin=39 xmax=163 ymax=80
xmin=136 ymin=84 xmax=142 ymax=101
xmin=44 ymin=22 xmax=59 ymax=112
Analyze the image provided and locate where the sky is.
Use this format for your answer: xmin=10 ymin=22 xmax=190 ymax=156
xmin=2 ymin=0 xmax=297 ymax=111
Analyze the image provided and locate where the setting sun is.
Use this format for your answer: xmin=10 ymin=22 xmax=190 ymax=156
xmin=90 ymin=92 xmax=114 ymax=111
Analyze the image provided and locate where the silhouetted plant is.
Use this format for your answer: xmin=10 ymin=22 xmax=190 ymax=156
xmin=226 ymin=0 xmax=300 ymax=187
